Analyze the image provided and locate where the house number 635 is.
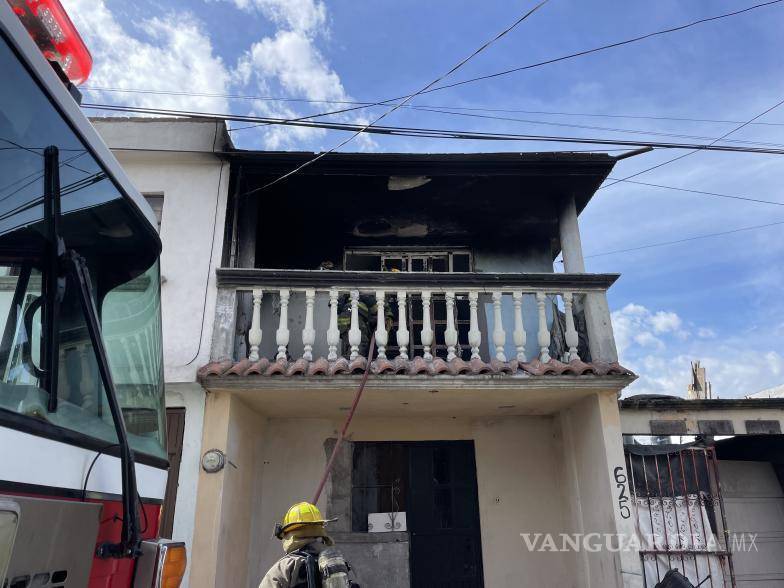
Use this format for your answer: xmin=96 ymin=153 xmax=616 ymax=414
xmin=614 ymin=466 xmax=631 ymax=519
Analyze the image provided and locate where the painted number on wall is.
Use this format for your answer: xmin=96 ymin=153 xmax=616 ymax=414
xmin=613 ymin=466 xmax=631 ymax=519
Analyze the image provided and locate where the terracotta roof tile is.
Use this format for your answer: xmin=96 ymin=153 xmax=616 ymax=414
xmin=198 ymin=356 xmax=635 ymax=381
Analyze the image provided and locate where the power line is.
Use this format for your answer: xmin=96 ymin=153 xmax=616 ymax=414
xmin=602 ymin=96 xmax=784 ymax=189
xmin=606 ymin=177 xmax=784 ymax=207
xmin=83 ymin=86 xmax=784 ymax=128
xmin=581 ymin=219 xmax=784 ymax=259
xmin=80 ymin=103 xmax=784 ymax=155
xmin=244 ymin=0 xmax=551 ymax=195
xmin=277 ymin=0 xmax=784 ymax=122
xmin=410 ymin=106 xmax=784 ymax=150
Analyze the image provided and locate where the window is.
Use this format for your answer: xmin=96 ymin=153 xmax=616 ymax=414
xmin=144 ymin=194 xmax=164 ymax=232
xmin=342 ymin=248 xmax=474 ymax=360
xmin=351 ymin=442 xmax=409 ymax=532
xmin=0 ymin=34 xmax=165 ymax=459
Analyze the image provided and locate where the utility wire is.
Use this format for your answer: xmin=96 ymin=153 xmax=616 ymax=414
xmin=602 ymin=96 xmax=784 ymax=189
xmin=581 ymin=219 xmax=784 ymax=259
xmin=84 ymin=85 xmax=784 ymax=130
xmin=606 ymin=177 xmax=784 ymax=207
xmin=243 ymin=0 xmax=550 ymax=195
xmin=269 ymin=0 xmax=784 ymax=123
xmin=83 ymin=86 xmax=784 ymax=128
xmin=80 ymin=103 xmax=784 ymax=155
xmin=410 ymin=106 xmax=784 ymax=150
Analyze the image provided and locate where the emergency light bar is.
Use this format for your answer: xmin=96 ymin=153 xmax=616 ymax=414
xmin=7 ymin=0 xmax=91 ymax=84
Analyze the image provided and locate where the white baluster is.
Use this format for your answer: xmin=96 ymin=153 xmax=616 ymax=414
xmin=327 ymin=288 xmax=340 ymax=361
xmin=536 ymin=292 xmax=551 ymax=363
xmin=375 ymin=291 xmax=388 ymax=360
xmin=275 ymin=289 xmax=290 ymax=361
xmin=468 ymin=291 xmax=481 ymax=360
xmin=421 ymin=291 xmax=433 ymax=361
xmin=348 ymin=290 xmax=361 ymax=360
xmin=396 ymin=291 xmax=409 ymax=360
xmin=248 ymin=289 xmax=263 ymax=361
xmin=512 ymin=291 xmax=527 ymax=362
xmin=445 ymin=291 xmax=458 ymax=361
xmin=492 ymin=291 xmax=507 ymax=362
xmin=302 ymin=289 xmax=316 ymax=361
xmin=563 ymin=292 xmax=580 ymax=362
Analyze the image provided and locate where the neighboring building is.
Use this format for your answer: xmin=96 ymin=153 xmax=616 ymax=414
xmin=687 ymin=360 xmax=713 ymax=400
xmin=92 ymin=117 xmax=232 ymax=588
xmin=194 ymin=148 xmax=641 ymax=587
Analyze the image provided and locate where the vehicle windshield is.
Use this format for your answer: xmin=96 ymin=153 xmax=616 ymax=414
xmin=0 ymin=32 xmax=165 ymax=459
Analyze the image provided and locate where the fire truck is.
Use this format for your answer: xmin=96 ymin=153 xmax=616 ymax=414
xmin=0 ymin=1 xmax=185 ymax=586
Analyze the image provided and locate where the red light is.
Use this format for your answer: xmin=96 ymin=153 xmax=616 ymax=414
xmin=7 ymin=0 xmax=92 ymax=84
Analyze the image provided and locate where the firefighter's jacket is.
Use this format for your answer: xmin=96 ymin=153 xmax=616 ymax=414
xmin=259 ymin=534 xmax=333 ymax=588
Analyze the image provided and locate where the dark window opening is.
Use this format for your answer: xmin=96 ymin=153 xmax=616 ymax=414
xmin=351 ymin=442 xmax=408 ymax=532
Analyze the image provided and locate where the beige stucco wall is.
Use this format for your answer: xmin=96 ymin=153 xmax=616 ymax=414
xmin=191 ymin=391 xmax=634 ymax=588
xmin=243 ymin=415 xmax=578 ymax=588
xmin=191 ymin=391 xmax=265 ymax=588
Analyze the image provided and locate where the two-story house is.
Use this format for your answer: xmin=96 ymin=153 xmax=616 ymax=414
xmin=192 ymin=147 xmax=640 ymax=588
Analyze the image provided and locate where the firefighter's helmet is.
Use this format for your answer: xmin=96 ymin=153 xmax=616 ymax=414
xmin=274 ymin=502 xmax=337 ymax=539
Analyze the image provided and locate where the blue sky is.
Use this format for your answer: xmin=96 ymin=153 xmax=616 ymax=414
xmin=62 ymin=0 xmax=784 ymax=397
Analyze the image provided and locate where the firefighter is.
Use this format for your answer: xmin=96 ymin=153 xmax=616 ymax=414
xmin=337 ymin=293 xmax=393 ymax=357
xmin=260 ymin=502 xmax=356 ymax=588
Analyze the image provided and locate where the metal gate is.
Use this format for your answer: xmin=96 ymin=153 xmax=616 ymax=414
xmin=624 ymin=446 xmax=736 ymax=588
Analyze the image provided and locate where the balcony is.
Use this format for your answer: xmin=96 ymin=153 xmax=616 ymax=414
xmin=201 ymin=269 xmax=632 ymax=382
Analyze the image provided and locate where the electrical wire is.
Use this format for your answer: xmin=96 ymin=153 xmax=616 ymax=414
xmin=82 ymin=443 xmax=120 ymax=501
xmin=243 ymin=0 xmax=551 ymax=195
xmin=409 ymin=106 xmax=784 ymax=150
xmin=601 ymin=96 xmax=784 ymax=189
xmin=80 ymin=103 xmax=784 ymax=155
xmin=83 ymin=86 xmax=784 ymax=128
xmin=180 ymin=124 xmax=225 ymax=367
xmin=581 ymin=219 xmax=784 ymax=259
xmin=266 ymin=0 xmax=784 ymax=123
xmin=605 ymin=177 xmax=784 ymax=207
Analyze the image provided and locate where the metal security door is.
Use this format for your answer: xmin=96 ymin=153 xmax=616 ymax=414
xmin=625 ymin=446 xmax=735 ymax=588
xmin=408 ymin=441 xmax=484 ymax=588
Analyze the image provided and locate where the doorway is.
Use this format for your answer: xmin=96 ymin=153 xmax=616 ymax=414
xmin=351 ymin=441 xmax=484 ymax=587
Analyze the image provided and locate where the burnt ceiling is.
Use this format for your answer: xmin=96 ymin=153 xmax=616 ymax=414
xmin=228 ymin=151 xmax=616 ymax=269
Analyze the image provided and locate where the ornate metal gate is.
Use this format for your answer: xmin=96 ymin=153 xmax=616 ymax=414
xmin=625 ymin=446 xmax=736 ymax=587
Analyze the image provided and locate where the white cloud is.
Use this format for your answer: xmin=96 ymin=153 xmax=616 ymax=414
xmin=227 ymin=0 xmax=327 ymax=34
xmin=227 ymin=2 xmax=375 ymax=150
xmin=650 ymin=311 xmax=681 ymax=334
xmin=63 ymin=0 xmax=230 ymax=113
xmin=613 ymin=302 xmax=783 ymax=398
xmin=242 ymin=31 xmax=347 ymax=103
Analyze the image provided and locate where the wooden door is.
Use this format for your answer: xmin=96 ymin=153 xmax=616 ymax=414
xmin=160 ymin=407 xmax=185 ymax=538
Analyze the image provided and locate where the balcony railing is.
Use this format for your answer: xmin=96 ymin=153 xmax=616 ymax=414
xmin=210 ymin=269 xmax=621 ymax=375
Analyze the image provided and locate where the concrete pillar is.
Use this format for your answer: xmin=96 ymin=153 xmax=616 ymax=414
xmin=558 ymin=392 xmax=643 ymax=588
xmin=559 ymin=195 xmax=586 ymax=273
xmin=559 ymin=195 xmax=618 ymax=363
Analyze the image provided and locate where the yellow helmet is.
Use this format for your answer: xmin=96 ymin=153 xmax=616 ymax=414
xmin=274 ymin=502 xmax=337 ymax=539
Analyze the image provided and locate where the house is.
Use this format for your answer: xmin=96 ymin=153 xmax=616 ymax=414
xmin=192 ymin=142 xmax=641 ymax=587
